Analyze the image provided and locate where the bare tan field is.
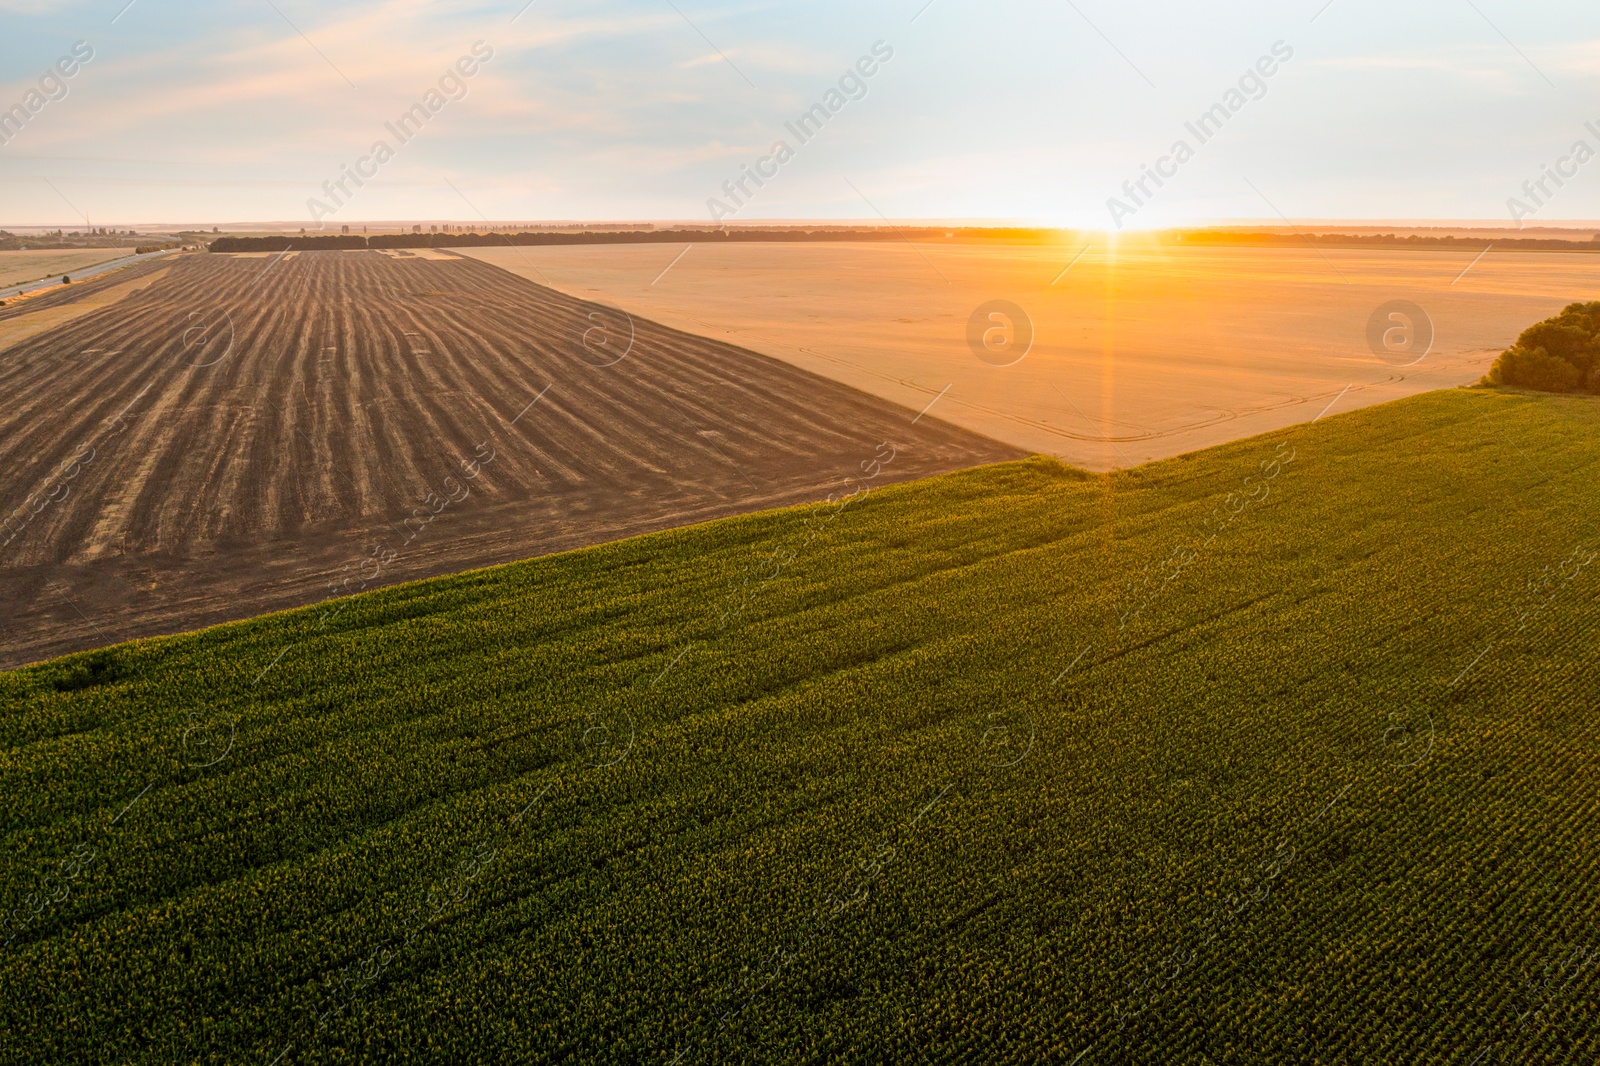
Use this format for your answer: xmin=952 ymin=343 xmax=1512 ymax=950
xmin=377 ymin=247 xmax=464 ymax=260
xmin=462 ymin=241 xmax=1600 ymax=469
xmin=0 ymin=249 xmax=130 ymax=289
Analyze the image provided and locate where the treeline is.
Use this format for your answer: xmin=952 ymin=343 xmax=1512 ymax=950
xmin=207 ymin=227 xmax=1600 ymax=255
xmin=0 ymin=235 xmax=157 ymax=252
xmin=210 ymin=235 xmax=368 ymax=251
xmin=206 ymin=227 xmax=1050 ymax=253
xmin=1170 ymin=230 xmax=1600 ymax=252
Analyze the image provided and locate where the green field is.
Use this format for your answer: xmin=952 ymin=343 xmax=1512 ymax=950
xmin=3 ymin=388 xmax=1599 ymax=1064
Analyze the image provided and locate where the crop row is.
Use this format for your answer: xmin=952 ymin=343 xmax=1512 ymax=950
xmin=1 ymin=389 xmax=1599 ymax=1063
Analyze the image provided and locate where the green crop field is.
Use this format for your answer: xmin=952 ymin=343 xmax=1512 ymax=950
xmin=3 ymin=387 xmax=1599 ymax=1065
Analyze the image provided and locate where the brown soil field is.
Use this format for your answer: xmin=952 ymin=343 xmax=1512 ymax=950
xmin=0 ymin=249 xmax=129 ymax=289
xmin=461 ymin=241 xmax=1600 ymax=469
xmin=0 ymin=250 xmax=1020 ymax=668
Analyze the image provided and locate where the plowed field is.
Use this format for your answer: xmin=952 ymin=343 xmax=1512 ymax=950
xmin=0 ymin=250 xmax=1020 ymax=667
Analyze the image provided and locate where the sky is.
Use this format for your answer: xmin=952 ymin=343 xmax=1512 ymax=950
xmin=0 ymin=0 xmax=1597 ymax=229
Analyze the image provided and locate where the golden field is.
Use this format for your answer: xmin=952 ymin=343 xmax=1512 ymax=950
xmin=0 ymin=249 xmax=130 ymax=290
xmin=463 ymin=240 xmax=1600 ymax=468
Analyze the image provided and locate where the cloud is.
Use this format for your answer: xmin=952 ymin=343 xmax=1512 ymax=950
xmin=677 ymin=51 xmax=733 ymax=69
xmin=1306 ymin=41 xmax=1599 ymax=88
xmin=7 ymin=0 xmax=1600 ymax=225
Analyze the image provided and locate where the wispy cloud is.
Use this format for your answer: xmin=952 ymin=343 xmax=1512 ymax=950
xmin=4 ymin=1 xmax=1600 ymax=225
